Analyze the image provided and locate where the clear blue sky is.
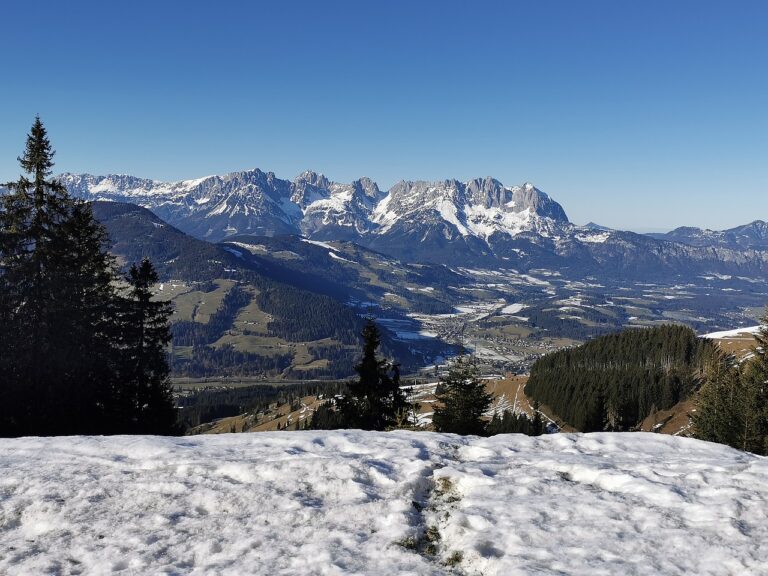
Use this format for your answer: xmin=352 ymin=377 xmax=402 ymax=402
xmin=1 ymin=0 xmax=766 ymax=231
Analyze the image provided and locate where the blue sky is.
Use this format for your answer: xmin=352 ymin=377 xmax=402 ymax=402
xmin=1 ymin=0 xmax=766 ymax=231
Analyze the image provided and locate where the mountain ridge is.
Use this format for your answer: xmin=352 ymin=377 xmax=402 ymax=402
xmin=30 ymin=168 xmax=768 ymax=279
xmin=57 ymin=169 xmax=577 ymax=244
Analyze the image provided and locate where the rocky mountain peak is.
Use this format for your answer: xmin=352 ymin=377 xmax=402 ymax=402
xmin=294 ymin=170 xmax=330 ymax=190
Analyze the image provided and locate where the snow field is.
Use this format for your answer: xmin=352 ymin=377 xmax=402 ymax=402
xmin=702 ymin=326 xmax=762 ymax=339
xmin=0 ymin=432 xmax=766 ymax=575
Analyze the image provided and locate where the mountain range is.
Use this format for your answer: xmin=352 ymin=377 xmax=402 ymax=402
xmin=648 ymin=220 xmax=768 ymax=250
xmin=58 ymin=169 xmax=768 ymax=279
xmin=3 ymin=169 xmax=766 ymax=377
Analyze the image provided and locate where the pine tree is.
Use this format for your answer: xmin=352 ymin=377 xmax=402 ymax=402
xmin=694 ymin=314 xmax=768 ymax=455
xmin=737 ymin=311 xmax=768 ymax=454
xmin=694 ymin=353 xmax=747 ymax=450
xmin=531 ymin=400 xmax=544 ymax=436
xmin=338 ymin=319 xmax=408 ymax=430
xmin=0 ymin=118 xmax=179 ymax=436
xmin=120 ymin=258 xmax=179 ymax=434
xmin=432 ymin=355 xmax=492 ymax=436
xmin=0 ymin=117 xmax=121 ymax=434
xmin=310 ymin=319 xmax=409 ymax=430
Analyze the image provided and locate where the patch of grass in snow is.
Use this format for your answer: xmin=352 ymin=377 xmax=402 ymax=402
xmin=445 ymin=550 xmax=464 ymax=566
xmin=424 ymin=524 xmax=441 ymax=555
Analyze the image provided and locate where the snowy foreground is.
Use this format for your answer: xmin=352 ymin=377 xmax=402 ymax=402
xmin=0 ymin=432 xmax=766 ymax=576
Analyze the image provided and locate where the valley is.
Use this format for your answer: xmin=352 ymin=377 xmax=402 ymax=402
xmin=79 ymin=170 xmax=767 ymax=384
xmin=70 ymin=174 xmax=768 ymax=439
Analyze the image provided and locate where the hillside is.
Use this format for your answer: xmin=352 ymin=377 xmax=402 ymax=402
xmin=524 ymin=325 xmax=716 ymax=431
xmin=91 ymin=202 xmax=445 ymax=378
xmin=90 ymin=201 xmax=768 ymax=380
xmin=0 ymin=432 xmax=765 ymax=575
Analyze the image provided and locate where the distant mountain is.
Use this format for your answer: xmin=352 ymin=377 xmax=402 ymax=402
xmin=648 ymin=221 xmax=768 ymax=250
xmin=59 ymin=171 xmax=573 ymax=247
xmin=57 ymin=170 xmax=768 ymax=279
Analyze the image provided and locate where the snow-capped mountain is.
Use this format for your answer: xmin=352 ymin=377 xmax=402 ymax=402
xmin=58 ymin=170 xmax=576 ymax=247
xmin=56 ymin=168 xmax=768 ymax=278
xmin=296 ymin=171 xmax=385 ymax=240
xmin=60 ymin=169 xmax=568 ymax=241
xmin=60 ymin=170 xmax=300 ymax=240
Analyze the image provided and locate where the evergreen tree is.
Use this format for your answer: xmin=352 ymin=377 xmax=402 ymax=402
xmin=524 ymin=325 xmax=715 ymax=431
xmin=695 ymin=312 xmax=768 ymax=455
xmin=432 ymin=355 xmax=492 ymax=436
xmin=0 ymin=118 xmax=179 ymax=436
xmin=531 ymin=400 xmax=544 ymax=436
xmin=0 ymin=117 xmax=121 ymax=434
xmin=742 ymin=311 xmax=768 ymax=454
xmin=311 ymin=319 xmax=407 ymax=430
xmin=119 ymin=258 xmax=179 ymax=434
xmin=693 ymin=353 xmax=744 ymax=450
xmin=339 ymin=319 xmax=408 ymax=430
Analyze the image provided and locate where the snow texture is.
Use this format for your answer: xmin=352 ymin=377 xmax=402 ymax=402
xmin=702 ymin=326 xmax=762 ymax=339
xmin=0 ymin=432 xmax=765 ymax=575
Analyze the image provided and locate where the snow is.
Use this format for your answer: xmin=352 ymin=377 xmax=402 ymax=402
xmin=575 ymin=231 xmax=611 ymax=243
xmin=300 ymin=238 xmax=336 ymax=251
xmin=437 ymin=199 xmax=469 ymax=236
xmin=1 ymin=432 xmax=765 ymax=575
xmin=702 ymin=325 xmax=762 ymax=339
xmin=464 ymin=204 xmax=534 ymax=239
xmin=393 ymin=329 xmax=439 ymax=341
xmin=501 ymin=302 xmax=526 ymax=315
xmin=370 ymin=192 xmax=398 ymax=231
xmin=328 ymin=251 xmax=356 ymax=264
xmin=181 ymin=176 xmax=215 ymax=190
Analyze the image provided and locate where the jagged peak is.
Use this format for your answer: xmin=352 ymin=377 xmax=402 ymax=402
xmin=294 ymin=170 xmax=330 ymax=190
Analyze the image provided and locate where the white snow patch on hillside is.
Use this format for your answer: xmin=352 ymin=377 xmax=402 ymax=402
xmin=437 ymin=199 xmax=469 ymax=236
xmin=0 ymin=432 xmax=765 ymax=575
xmin=222 ymin=247 xmax=244 ymax=259
xmin=501 ymin=302 xmax=526 ymax=314
xmin=575 ymin=231 xmax=611 ymax=243
xmin=328 ymin=251 xmax=356 ymax=264
xmin=702 ymin=325 xmax=762 ymax=339
xmin=300 ymin=238 xmax=336 ymax=251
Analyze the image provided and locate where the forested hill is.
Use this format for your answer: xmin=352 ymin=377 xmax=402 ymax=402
xmin=524 ymin=325 xmax=717 ymax=431
xmin=91 ymin=201 xmax=431 ymax=378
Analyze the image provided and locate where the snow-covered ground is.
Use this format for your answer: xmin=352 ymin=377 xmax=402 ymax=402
xmin=702 ymin=325 xmax=762 ymax=339
xmin=0 ymin=432 xmax=765 ymax=575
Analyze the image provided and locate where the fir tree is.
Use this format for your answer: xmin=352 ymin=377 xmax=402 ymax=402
xmin=0 ymin=117 xmax=120 ymax=434
xmin=311 ymin=319 xmax=407 ymax=430
xmin=742 ymin=311 xmax=768 ymax=454
xmin=339 ymin=319 xmax=408 ymax=430
xmin=120 ymin=258 xmax=179 ymax=434
xmin=693 ymin=352 xmax=744 ymax=450
xmin=432 ymin=355 xmax=492 ymax=436
xmin=694 ymin=311 xmax=768 ymax=455
xmin=0 ymin=118 xmax=179 ymax=436
xmin=531 ymin=400 xmax=544 ymax=436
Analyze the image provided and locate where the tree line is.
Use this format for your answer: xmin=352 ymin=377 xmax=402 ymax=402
xmin=0 ymin=118 xmax=178 ymax=436
xmin=307 ymin=321 xmax=544 ymax=437
xmin=178 ymin=380 xmax=349 ymax=430
xmin=524 ymin=325 xmax=716 ymax=431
